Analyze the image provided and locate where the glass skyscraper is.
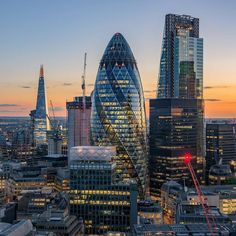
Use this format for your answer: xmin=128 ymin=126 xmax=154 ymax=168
xmin=33 ymin=65 xmax=50 ymax=146
xmin=157 ymin=14 xmax=203 ymax=99
xmin=149 ymin=98 xmax=204 ymax=198
xmin=91 ymin=33 xmax=148 ymax=198
xmin=150 ymin=14 xmax=204 ymax=199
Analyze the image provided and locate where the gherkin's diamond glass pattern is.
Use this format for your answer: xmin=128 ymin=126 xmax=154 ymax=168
xmin=91 ymin=33 xmax=148 ymax=197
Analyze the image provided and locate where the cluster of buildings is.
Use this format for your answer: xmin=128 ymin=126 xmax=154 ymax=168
xmin=0 ymin=13 xmax=236 ymax=235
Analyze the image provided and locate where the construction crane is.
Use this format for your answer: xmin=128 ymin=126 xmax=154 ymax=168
xmin=184 ymin=153 xmax=218 ymax=236
xmin=81 ymin=53 xmax=87 ymax=111
xmin=81 ymin=53 xmax=87 ymax=145
xmin=46 ymin=100 xmax=63 ymax=155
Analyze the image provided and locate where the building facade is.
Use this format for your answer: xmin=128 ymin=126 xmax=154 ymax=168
xmin=33 ymin=65 xmax=50 ymax=146
xmin=149 ymin=98 xmax=204 ymax=198
xmin=150 ymin=14 xmax=204 ymax=199
xmin=157 ymin=14 xmax=203 ymax=99
xmin=69 ymin=146 xmax=137 ymax=235
xmin=66 ymin=96 xmax=92 ymax=153
xmin=206 ymin=123 xmax=236 ymax=182
xmin=91 ymin=33 xmax=148 ymax=197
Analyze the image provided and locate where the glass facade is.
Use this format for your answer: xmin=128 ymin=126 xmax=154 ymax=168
xmin=149 ymin=99 xmax=204 ymax=199
xmin=69 ymin=146 xmax=138 ymax=235
xmin=157 ymin=14 xmax=202 ymax=99
xmin=174 ymin=30 xmax=203 ymax=98
xmin=91 ymin=33 xmax=148 ymax=197
xmin=151 ymin=14 xmax=204 ymax=199
xmin=66 ymin=96 xmax=92 ymax=153
xmin=34 ymin=65 xmax=50 ymax=146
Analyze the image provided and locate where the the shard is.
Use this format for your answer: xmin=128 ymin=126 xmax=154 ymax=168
xmin=33 ymin=65 xmax=50 ymax=146
xmin=91 ymin=33 xmax=148 ymax=197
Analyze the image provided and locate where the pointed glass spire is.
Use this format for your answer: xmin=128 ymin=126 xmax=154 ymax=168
xmin=34 ymin=65 xmax=50 ymax=146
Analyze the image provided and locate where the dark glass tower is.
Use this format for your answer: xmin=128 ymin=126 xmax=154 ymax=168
xmin=150 ymin=14 xmax=204 ymax=199
xmin=206 ymin=123 xmax=236 ymax=183
xmin=149 ymin=98 xmax=204 ymax=198
xmin=34 ymin=65 xmax=50 ymax=146
xmin=91 ymin=33 xmax=148 ymax=197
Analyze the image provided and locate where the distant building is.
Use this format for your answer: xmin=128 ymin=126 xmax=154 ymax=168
xmin=33 ymin=65 xmax=50 ymax=146
xmin=66 ymin=96 xmax=92 ymax=153
xmin=206 ymin=123 xmax=236 ymax=182
xmin=157 ymin=14 xmax=203 ymax=99
xmin=47 ymin=123 xmax=68 ymax=158
xmin=69 ymin=146 xmax=138 ymax=235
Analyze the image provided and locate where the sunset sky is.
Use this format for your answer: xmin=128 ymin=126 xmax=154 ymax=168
xmin=0 ymin=0 xmax=236 ymax=118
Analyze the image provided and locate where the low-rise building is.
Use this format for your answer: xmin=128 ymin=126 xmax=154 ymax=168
xmin=32 ymin=207 xmax=84 ymax=236
xmin=132 ymin=223 xmax=236 ymax=236
xmin=176 ymin=203 xmax=231 ymax=224
xmin=69 ymin=146 xmax=138 ymax=235
xmin=138 ymin=200 xmax=162 ymax=224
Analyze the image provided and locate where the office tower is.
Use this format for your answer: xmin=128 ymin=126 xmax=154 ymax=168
xmin=91 ymin=33 xmax=148 ymax=197
xmin=157 ymin=14 xmax=203 ymax=99
xmin=150 ymin=99 xmax=204 ymax=198
xmin=150 ymin=14 xmax=204 ymax=199
xmin=33 ymin=65 xmax=50 ymax=146
xmin=66 ymin=96 xmax=92 ymax=153
xmin=206 ymin=123 xmax=236 ymax=182
xmin=69 ymin=146 xmax=138 ymax=235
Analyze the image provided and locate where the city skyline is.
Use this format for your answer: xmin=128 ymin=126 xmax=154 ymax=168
xmin=1 ymin=0 xmax=236 ymax=118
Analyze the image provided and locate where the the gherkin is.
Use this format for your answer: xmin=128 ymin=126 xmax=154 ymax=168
xmin=91 ymin=33 xmax=148 ymax=197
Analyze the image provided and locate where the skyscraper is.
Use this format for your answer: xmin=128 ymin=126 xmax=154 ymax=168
xmin=67 ymin=53 xmax=92 ymax=154
xmin=150 ymin=14 xmax=204 ymax=198
xmin=33 ymin=65 xmax=50 ymax=146
xmin=66 ymin=96 xmax=92 ymax=153
xmin=91 ymin=33 xmax=148 ymax=198
xmin=157 ymin=14 xmax=203 ymax=99
xmin=149 ymin=98 xmax=204 ymax=198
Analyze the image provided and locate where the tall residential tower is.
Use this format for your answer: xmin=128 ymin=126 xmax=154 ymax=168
xmin=91 ymin=33 xmax=148 ymax=198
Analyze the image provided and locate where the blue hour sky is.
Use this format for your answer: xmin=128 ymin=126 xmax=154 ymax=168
xmin=0 ymin=0 xmax=236 ymax=117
